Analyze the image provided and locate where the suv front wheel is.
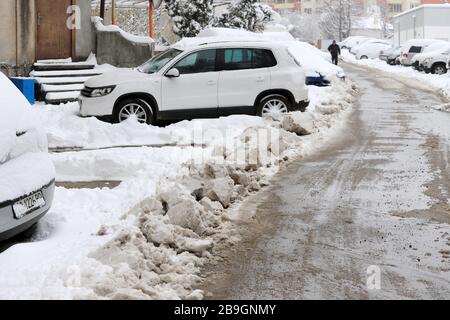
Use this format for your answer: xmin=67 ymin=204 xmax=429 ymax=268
xmin=257 ymin=94 xmax=291 ymax=117
xmin=114 ymin=98 xmax=155 ymax=125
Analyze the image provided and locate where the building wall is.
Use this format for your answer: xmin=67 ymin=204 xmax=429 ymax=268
xmin=393 ymin=6 xmax=450 ymax=45
xmin=0 ymin=0 xmax=36 ymax=75
xmin=1 ymin=0 xmax=92 ymax=75
xmin=76 ymin=0 xmax=94 ymax=60
xmin=0 ymin=0 xmax=17 ymax=66
xmin=423 ymin=6 xmax=450 ymax=40
xmin=17 ymin=0 xmax=36 ymax=67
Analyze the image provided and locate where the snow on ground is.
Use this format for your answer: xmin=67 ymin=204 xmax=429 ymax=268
xmin=342 ymin=50 xmax=450 ymax=102
xmin=0 ymin=77 xmax=356 ymax=299
xmin=0 ymin=31 xmax=357 ymax=299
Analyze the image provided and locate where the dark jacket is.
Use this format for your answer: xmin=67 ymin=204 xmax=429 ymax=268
xmin=328 ymin=43 xmax=341 ymax=56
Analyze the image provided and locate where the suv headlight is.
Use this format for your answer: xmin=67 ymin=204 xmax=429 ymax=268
xmin=83 ymin=86 xmax=116 ymax=97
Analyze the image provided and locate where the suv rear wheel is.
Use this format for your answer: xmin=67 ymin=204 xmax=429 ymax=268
xmin=114 ymin=98 xmax=155 ymax=125
xmin=257 ymin=94 xmax=291 ymax=117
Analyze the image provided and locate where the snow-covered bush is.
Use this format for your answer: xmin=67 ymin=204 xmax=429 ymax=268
xmin=165 ymin=0 xmax=214 ymax=38
xmin=214 ymin=0 xmax=274 ymax=32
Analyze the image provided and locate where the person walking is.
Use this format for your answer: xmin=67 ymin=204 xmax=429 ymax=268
xmin=328 ymin=40 xmax=341 ymax=66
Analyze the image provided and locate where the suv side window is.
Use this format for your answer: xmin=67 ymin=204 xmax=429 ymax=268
xmin=254 ymin=49 xmax=277 ymax=68
xmin=409 ymin=46 xmax=422 ymax=53
xmin=173 ymin=49 xmax=217 ymax=75
xmin=221 ymin=48 xmax=277 ymax=71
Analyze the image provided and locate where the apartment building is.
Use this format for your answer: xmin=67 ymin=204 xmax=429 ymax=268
xmin=262 ymin=0 xmax=303 ymax=13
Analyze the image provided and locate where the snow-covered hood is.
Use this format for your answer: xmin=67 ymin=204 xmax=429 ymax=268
xmin=414 ymin=51 xmax=448 ymax=63
xmin=0 ymin=73 xmax=47 ymax=164
xmin=84 ymin=68 xmax=153 ymax=88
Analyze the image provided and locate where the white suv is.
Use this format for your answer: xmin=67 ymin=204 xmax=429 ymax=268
xmin=420 ymin=45 xmax=450 ymax=74
xmin=79 ymin=41 xmax=310 ymax=124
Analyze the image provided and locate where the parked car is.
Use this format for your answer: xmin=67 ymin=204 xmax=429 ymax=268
xmin=411 ymin=41 xmax=450 ymax=71
xmin=379 ymin=46 xmax=402 ymax=65
xmin=0 ymin=73 xmax=55 ymax=241
xmin=351 ymin=39 xmax=391 ymax=54
xmin=79 ymin=41 xmax=310 ymax=124
xmin=355 ymin=42 xmax=392 ymax=60
xmin=338 ymin=36 xmax=373 ymax=51
xmin=418 ymin=44 xmax=450 ymax=74
xmin=399 ymin=39 xmax=445 ymax=66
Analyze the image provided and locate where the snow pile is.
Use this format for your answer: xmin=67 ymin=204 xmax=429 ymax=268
xmin=78 ymin=80 xmax=357 ymax=300
xmin=33 ymin=103 xmax=178 ymax=150
xmin=342 ymin=50 xmax=450 ymax=99
xmin=0 ymin=75 xmax=357 ymax=299
xmin=429 ymin=103 xmax=450 ymax=113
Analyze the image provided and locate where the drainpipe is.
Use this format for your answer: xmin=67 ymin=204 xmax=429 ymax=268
xmin=111 ymin=0 xmax=116 ymax=25
xmin=100 ymin=0 xmax=105 ymax=19
xmin=149 ymin=0 xmax=154 ymax=38
xmin=15 ymin=0 xmax=19 ymax=68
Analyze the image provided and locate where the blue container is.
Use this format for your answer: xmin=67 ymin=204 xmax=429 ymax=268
xmin=10 ymin=77 xmax=35 ymax=105
xmin=305 ymin=75 xmax=331 ymax=87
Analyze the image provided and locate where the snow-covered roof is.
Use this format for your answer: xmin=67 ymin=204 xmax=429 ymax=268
xmin=393 ymin=4 xmax=450 ymax=19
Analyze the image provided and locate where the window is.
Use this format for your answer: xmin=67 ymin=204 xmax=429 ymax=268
xmin=173 ymin=49 xmax=217 ymax=75
xmin=409 ymin=46 xmax=422 ymax=53
xmin=304 ymin=8 xmax=312 ymax=14
xmin=138 ymin=48 xmax=182 ymax=74
xmin=221 ymin=48 xmax=277 ymax=71
xmin=389 ymin=3 xmax=402 ymax=13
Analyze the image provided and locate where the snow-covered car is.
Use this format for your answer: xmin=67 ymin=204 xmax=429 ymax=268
xmin=0 ymin=73 xmax=55 ymax=241
xmin=338 ymin=36 xmax=373 ymax=51
xmin=379 ymin=46 xmax=402 ymax=65
xmin=351 ymin=39 xmax=391 ymax=55
xmin=399 ymin=39 xmax=445 ymax=66
xmin=79 ymin=41 xmax=310 ymax=123
xmin=418 ymin=44 xmax=450 ymax=74
xmin=355 ymin=42 xmax=392 ymax=60
xmin=411 ymin=41 xmax=450 ymax=71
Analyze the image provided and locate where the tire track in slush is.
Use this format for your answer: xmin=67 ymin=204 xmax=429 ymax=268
xmin=202 ymin=63 xmax=450 ymax=299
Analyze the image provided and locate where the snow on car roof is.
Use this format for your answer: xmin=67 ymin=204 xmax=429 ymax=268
xmin=173 ymin=39 xmax=285 ymax=51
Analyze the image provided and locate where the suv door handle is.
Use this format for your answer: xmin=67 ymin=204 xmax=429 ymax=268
xmin=207 ymin=80 xmax=216 ymax=85
xmin=256 ymin=77 xmax=265 ymax=82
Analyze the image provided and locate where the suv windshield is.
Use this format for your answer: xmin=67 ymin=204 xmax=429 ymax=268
xmin=137 ymin=48 xmax=182 ymax=74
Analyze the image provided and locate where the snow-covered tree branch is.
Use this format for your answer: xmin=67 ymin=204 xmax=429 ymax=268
xmin=214 ymin=0 xmax=274 ymax=32
xmin=165 ymin=0 xmax=214 ymax=38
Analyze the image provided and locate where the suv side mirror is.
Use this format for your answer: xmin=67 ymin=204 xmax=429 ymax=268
xmin=166 ymin=68 xmax=180 ymax=78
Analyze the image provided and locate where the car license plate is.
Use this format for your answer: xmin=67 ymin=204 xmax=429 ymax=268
xmin=12 ymin=191 xmax=46 ymax=220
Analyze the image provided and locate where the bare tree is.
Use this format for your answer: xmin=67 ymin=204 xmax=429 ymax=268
xmin=319 ymin=0 xmax=353 ymax=41
xmin=378 ymin=0 xmax=392 ymax=38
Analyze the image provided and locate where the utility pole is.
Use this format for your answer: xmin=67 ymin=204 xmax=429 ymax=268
xmin=100 ymin=0 xmax=105 ymax=19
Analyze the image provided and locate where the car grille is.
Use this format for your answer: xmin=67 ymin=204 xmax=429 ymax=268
xmin=81 ymin=86 xmax=94 ymax=97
